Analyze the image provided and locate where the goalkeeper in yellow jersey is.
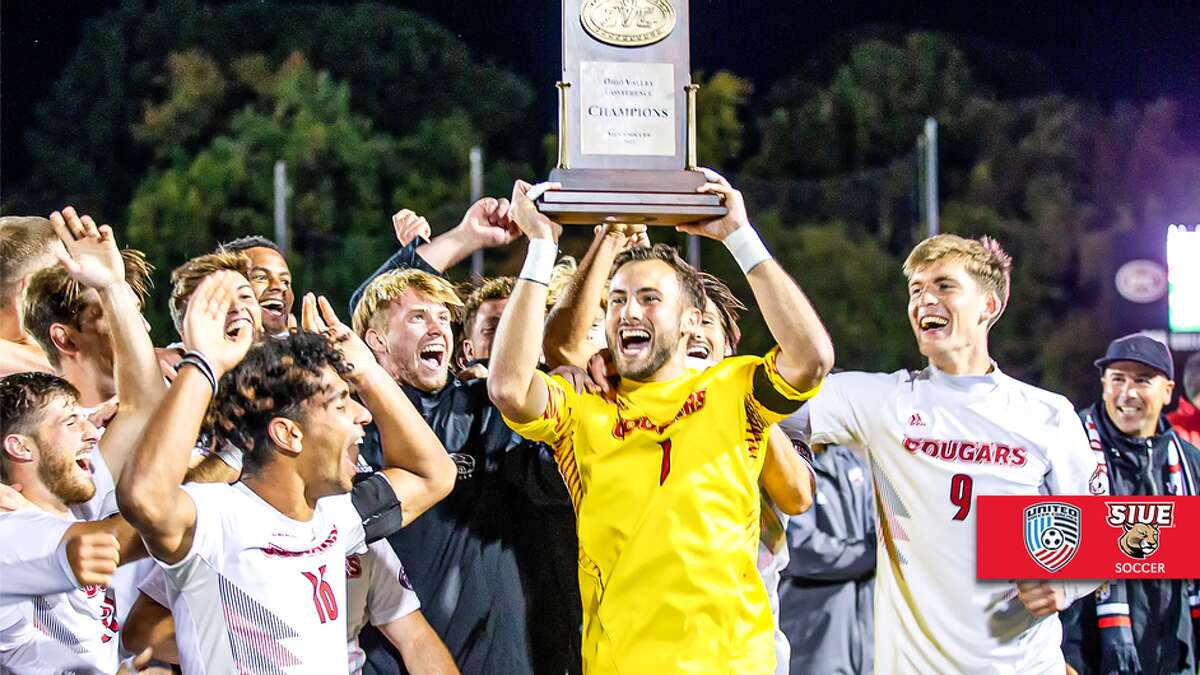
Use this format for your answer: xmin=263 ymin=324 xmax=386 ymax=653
xmin=488 ymin=171 xmax=835 ymax=674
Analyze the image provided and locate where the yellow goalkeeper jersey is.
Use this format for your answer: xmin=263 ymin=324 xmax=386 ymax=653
xmin=504 ymin=348 xmax=818 ymax=674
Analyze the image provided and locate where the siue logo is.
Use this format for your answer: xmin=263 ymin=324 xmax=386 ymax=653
xmin=1024 ymin=502 xmax=1081 ymax=573
xmin=1106 ymin=502 xmax=1174 ymax=559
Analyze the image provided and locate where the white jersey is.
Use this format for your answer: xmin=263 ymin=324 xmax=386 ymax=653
xmin=158 ymin=481 xmax=368 ymax=674
xmin=0 ymin=509 xmax=120 ymax=673
xmin=757 ymin=494 xmax=791 ymax=675
xmin=803 ymin=366 xmax=1101 ymax=674
xmin=344 ymin=539 xmax=421 ymax=675
xmin=0 ymin=604 xmax=98 ymax=674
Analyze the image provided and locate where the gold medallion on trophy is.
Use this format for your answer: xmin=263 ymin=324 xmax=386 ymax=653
xmin=579 ymin=0 xmax=677 ymax=47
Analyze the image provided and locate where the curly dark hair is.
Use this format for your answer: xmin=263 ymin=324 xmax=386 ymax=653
xmin=207 ymin=331 xmax=349 ymax=475
xmin=610 ymin=243 xmax=705 ymax=311
xmin=0 ymin=372 xmax=80 ymax=483
xmin=220 ymin=236 xmax=283 ymax=255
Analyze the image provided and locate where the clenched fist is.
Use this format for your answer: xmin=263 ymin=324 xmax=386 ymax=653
xmin=65 ymin=531 xmax=121 ymax=587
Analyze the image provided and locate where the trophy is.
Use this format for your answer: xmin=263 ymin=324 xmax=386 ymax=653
xmin=536 ymin=0 xmax=727 ymax=226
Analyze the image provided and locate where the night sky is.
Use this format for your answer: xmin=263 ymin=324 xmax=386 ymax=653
xmin=4 ymin=0 xmax=1200 ymax=185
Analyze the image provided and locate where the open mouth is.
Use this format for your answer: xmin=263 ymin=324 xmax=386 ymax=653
xmin=618 ymin=327 xmax=651 ymax=356
xmin=418 ymin=343 xmax=446 ymax=370
xmin=260 ymin=298 xmax=285 ymax=318
xmin=918 ymin=315 xmax=949 ymax=333
xmin=1115 ymin=404 xmax=1144 ymax=416
xmin=687 ymin=341 xmax=711 ymax=360
xmin=75 ymin=453 xmax=93 ymax=473
xmin=225 ymin=317 xmax=252 ymax=338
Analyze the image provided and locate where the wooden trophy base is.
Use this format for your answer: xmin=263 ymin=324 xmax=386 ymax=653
xmin=536 ymin=169 xmax=727 ymax=226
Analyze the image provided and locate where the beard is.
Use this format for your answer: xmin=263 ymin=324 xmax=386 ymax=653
xmin=38 ymin=451 xmax=96 ymax=506
xmin=613 ymin=327 xmax=679 ymax=381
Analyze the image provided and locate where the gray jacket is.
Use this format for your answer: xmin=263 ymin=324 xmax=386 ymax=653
xmin=779 ymin=444 xmax=876 ymax=675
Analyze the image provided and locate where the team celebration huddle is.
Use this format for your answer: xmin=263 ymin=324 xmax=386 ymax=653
xmin=7 ymin=159 xmax=1196 ymax=675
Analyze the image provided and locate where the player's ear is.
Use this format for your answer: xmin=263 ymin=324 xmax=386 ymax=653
xmin=364 ymin=328 xmax=387 ymax=356
xmin=981 ymin=291 xmax=1003 ymax=326
xmin=266 ymin=417 xmax=304 ymax=456
xmin=49 ymin=323 xmax=78 ymax=358
xmin=2 ymin=434 xmax=33 ymax=463
xmin=460 ymin=339 xmax=476 ymax=364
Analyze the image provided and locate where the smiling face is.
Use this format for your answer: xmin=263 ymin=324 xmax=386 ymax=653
xmin=244 ymin=247 xmax=293 ymax=335
xmin=293 ymin=365 xmax=372 ymax=497
xmin=906 ymin=258 xmax=999 ymax=370
xmin=686 ymin=297 xmax=730 ymax=362
xmin=1102 ymin=361 xmax=1174 ymax=438
xmin=221 ymin=272 xmax=263 ymax=342
xmin=7 ymin=394 xmax=100 ymax=506
xmin=372 ymin=289 xmax=454 ymax=393
xmin=606 ymin=259 xmax=699 ymax=381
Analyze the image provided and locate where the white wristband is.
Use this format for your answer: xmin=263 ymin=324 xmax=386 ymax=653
xmin=519 ymin=238 xmax=558 ymax=285
xmin=723 ymin=224 xmax=771 ymax=274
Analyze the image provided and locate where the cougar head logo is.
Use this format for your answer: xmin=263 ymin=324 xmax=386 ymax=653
xmin=1118 ymin=522 xmax=1160 ymax=558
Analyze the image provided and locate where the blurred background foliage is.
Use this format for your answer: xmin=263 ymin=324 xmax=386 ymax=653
xmin=6 ymin=1 xmax=1200 ymax=405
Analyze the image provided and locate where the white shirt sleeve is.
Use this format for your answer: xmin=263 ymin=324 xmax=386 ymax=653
xmin=0 ymin=511 xmax=78 ymax=604
xmin=1042 ymin=400 xmax=1105 ymax=497
xmin=365 ymin=540 xmax=420 ymax=628
xmin=321 ymin=493 xmax=368 ymax=556
xmin=0 ymin=604 xmax=95 ymax=673
xmin=156 ymin=484 xmax=222 ymax=588
xmin=805 ymin=371 xmax=895 ymax=449
xmin=136 ymin=563 xmax=171 ymax=609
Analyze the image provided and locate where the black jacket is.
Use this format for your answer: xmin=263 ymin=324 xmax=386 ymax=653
xmin=359 ymin=376 xmax=581 ymax=675
xmin=1061 ymin=403 xmax=1200 ymax=675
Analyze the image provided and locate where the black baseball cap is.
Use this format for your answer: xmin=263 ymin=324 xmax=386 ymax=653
xmin=1094 ymin=334 xmax=1174 ymax=380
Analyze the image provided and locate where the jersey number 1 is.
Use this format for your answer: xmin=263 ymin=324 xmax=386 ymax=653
xmin=302 ymin=565 xmax=339 ymax=623
xmin=949 ymin=473 xmax=973 ymax=520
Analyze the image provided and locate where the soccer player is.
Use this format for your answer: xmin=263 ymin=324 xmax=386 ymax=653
xmin=458 ymin=276 xmax=514 ymax=371
xmin=20 ymin=242 xmax=154 ymax=409
xmin=116 ymin=273 xmax=455 ymax=673
xmin=0 ymin=216 xmax=62 ymax=376
xmin=352 ymin=268 xmax=580 ymax=675
xmin=786 ymin=233 xmax=1103 ymax=673
xmin=488 ymin=176 xmax=833 ymax=673
xmin=222 ymin=236 xmax=295 ymax=336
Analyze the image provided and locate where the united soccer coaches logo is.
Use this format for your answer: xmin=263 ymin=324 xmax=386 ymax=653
xmin=1024 ymin=502 xmax=1081 ymax=573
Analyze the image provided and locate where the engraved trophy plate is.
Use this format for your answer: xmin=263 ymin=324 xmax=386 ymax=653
xmin=580 ymin=61 xmax=676 ymax=156
xmin=580 ymin=0 xmax=677 ymax=47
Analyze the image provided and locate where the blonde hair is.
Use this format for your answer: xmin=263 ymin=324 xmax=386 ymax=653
xmin=21 ymin=249 xmax=154 ymax=368
xmin=169 ymin=249 xmax=254 ymax=335
xmin=0 ymin=216 xmax=58 ymax=309
xmin=546 ymin=256 xmax=578 ymax=309
xmin=352 ymin=269 xmax=463 ymax=337
xmin=903 ymin=234 xmax=1013 ymax=315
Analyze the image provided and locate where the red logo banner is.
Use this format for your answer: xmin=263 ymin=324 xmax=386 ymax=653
xmin=976 ymin=496 xmax=1200 ymax=579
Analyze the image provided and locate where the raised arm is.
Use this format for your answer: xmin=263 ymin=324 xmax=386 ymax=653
xmin=117 ymin=272 xmax=253 ymax=564
xmin=301 ymin=295 xmax=455 ymax=525
xmin=544 ymin=224 xmax=645 ymax=369
xmin=415 ymin=198 xmax=518 ymax=272
xmin=487 ymin=181 xmax=562 ymax=423
xmin=677 ymin=171 xmax=835 ymax=392
xmin=49 ymin=208 xmax=166 ymax=480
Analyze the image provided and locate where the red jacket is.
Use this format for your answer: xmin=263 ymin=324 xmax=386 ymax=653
xmin=1168 ymin=395 xmax=1200 ymax=447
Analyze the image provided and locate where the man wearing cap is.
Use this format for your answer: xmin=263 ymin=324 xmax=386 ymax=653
xmin=1062 ymin=334 xmax=1200 ymax=675
xmin=1166 ymin=353 xmax=1200 ymax=447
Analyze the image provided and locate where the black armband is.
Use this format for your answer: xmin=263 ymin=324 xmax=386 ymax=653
xmin=753 ymin=363 xmax=806 ymax=416
xmin=350 ymin=472 xmax=404 ymax=543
